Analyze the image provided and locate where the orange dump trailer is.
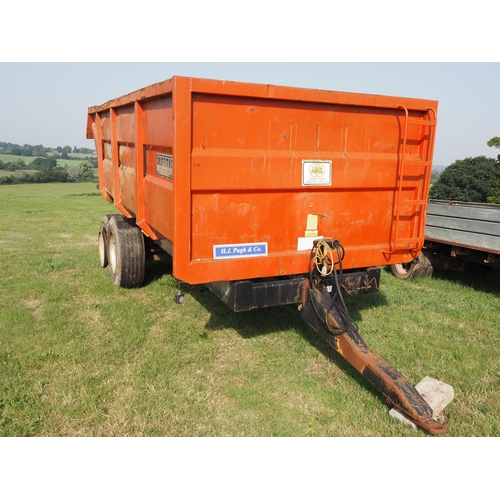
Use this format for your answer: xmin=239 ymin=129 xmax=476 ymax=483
xmin=87 ymin=76 xmax=446 ymax=433
xmin=87 ymin=76 xmax=436 ymax=285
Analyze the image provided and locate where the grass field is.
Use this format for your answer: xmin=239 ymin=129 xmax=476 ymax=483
xmin=1 ymin=183 xmax=500 ymax=437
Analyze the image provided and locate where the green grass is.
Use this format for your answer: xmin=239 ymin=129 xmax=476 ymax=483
xmin=1 ymin=183 xmax=500 ymax=436
xmin=0 ymin=153 xmax=39 ymax=165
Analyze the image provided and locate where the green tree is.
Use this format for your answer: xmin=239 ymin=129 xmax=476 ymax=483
xmin=32 ymin=165 xmax=68 ymax=183
xmin=78 ymin=162 xmax=97 ymax=181
xmin=32 ymin=157 xmax=57 ymax=169
xmin=66 ymin=162 xmax=96 ymax=182
xmin=486 ymin=137 xmax=500 ymax=203
xmin=0 ymin=175 xmax=14 ymax=184
xmin=429 ymin=156 xmax=497 ymax=202
xmin=12 ymin=158 xmax=26 ymax=170
xmin=487 ymin=137 xmax=500 ymax=149
xmin=21 ymin=144 xmax=33 ymax=156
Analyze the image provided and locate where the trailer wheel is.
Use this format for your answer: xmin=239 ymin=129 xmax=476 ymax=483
xmin=412 ymin=250 xmax=434 ymax=278
xmin=107 ymin=215 xmax=145 ymax=288
xmin=390 ymin=262 xmax=416 ymax=279
xmin=390 ymin=251 xmax=434 ymax=279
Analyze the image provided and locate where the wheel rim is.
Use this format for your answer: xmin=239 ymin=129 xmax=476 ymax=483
xmin=394 ymin=263 xmax=411 ymax=274
xmin=98 ymin=231 xmax=107 ymax=267
xmin=109 ymin=233 xmax=117 ymax=274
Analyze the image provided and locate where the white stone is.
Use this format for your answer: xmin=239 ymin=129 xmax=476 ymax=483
xmin=389 ymin=376 xmax=454 ymax=429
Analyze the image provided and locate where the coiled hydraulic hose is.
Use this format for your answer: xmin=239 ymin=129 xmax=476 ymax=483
xmin=308 ymin=238 xmax=357 ymax=336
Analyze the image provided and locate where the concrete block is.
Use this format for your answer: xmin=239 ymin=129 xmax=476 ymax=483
xmin=389 ymin=376 xmax=454 ymax=429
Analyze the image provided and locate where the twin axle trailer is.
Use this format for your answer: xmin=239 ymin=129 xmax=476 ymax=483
xmin=87 ymin=76 xmax=445 ymax=433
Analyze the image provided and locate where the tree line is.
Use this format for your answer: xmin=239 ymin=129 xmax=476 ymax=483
xmin=430 ymin=137 xmax=500 ymax=203
xmin=0 ymin=142 xmax=97 ymax=185
xmin=0 ymin=141 xmax=95 ymax=157
xmin=0 ymin=157 xmax=96 ymax=184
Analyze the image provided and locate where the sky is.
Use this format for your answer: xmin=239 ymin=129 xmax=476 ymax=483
xmin=1 ymin=62 xmax=499 ymax=167
xmin=1 ymin=3 xmax=499 ymax=168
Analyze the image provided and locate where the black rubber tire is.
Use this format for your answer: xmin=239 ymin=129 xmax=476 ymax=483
xmin=107 ymin=215 xmax=145 ymax=288
xmin=411 ymin=250 xmax=434 ymax=278
xmin=390 ymin=261 xmax=416 ymax=279
xmin=390 ymin=251 xmax=434 ymax=279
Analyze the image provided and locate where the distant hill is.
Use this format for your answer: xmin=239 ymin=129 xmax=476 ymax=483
xmin=433 ymin=165 xmax=448 ymax=171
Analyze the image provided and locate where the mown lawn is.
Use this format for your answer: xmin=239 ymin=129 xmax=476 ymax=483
xmin=1 ymin=183 xmax=499 ymax=436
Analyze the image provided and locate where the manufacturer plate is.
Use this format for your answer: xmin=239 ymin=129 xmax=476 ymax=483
xmin=156 ymin=154 xmax=173 ymax=179
xmin=302 ymin=160 xmax=332 ymax=186
xmin=213 ymin=242 xmax=268 ymax=259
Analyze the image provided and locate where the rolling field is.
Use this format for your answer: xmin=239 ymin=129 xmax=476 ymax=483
xmin=0 ymin=152 xmax=95 ymax=168
xmin=1 ymin=183 xmax=500 ymax=436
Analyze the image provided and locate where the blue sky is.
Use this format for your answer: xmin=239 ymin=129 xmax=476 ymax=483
xmin=1 ymin=62 xmax=499 ymax=167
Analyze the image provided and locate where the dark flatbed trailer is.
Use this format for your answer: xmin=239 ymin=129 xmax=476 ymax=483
xmin=391 ymin=199 xmax=500 ymax=279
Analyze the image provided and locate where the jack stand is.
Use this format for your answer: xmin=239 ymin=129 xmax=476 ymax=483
xmin=173 ymin=282 xmax=185 ymax=304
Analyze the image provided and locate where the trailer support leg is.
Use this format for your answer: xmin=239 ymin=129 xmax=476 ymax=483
xmin=299 ymin=285 xmax=447 ymax=435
